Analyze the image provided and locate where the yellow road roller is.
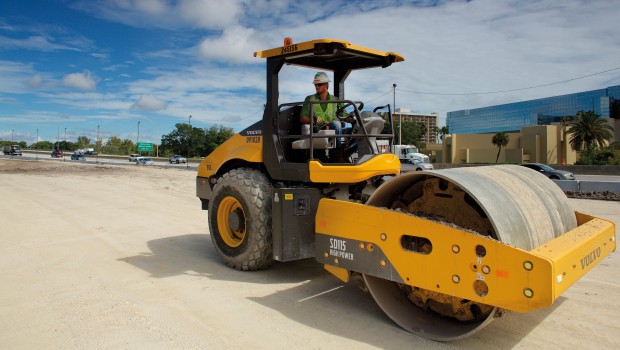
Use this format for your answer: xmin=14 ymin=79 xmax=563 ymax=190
xmin=196 ymin=38 xmax=616 ymax=341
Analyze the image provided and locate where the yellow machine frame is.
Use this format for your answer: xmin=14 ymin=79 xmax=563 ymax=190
xmin=316 ymin=199 xmax=616 ymax=312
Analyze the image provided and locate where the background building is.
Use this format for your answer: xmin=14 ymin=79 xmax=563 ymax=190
xmin=390 ymin=108 xmax=438 ymax=144
xmin=446 ymin=85 xmax=620 ymax=141
xmin=426 ymin=124 xmax=576 ymax=165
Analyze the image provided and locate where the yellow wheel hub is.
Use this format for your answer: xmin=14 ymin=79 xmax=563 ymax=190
xmin=217 ymin=196 xmax=246 ymax=247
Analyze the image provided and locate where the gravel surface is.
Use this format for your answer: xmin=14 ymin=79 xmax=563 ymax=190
xmin=565 ymin=190 xmax=620 ymax=201
xmin=1 ymin=158 xmax=618 ymax=349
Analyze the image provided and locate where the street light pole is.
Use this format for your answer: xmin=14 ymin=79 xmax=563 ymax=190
xmin=96 ymin=125 xmax=100 ymax=164
xmin=137 ymin=121 xmax=141 ymax=154
xmin=64 ymin=127 xmax=67 ymax=162
xmin=36 ymin=129 xmax=38 ymax=161
xmin=393 ymin=83 xmax=400 ymax=145
xmin=187 ymin=115 xmax=192 ymax=170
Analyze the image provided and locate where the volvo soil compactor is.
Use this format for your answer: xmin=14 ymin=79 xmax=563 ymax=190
xmin=196 ymin=38 xmax=616 ymax=341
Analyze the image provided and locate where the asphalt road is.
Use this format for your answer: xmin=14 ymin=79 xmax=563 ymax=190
xmin=10 ymin=151 xmax=198 ymax=170
xmin=7 ymin=152 xmax=620 ymax=183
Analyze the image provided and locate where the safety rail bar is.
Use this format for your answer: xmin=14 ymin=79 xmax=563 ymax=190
xmin=277 ymin=100 xmax=395 ymax=161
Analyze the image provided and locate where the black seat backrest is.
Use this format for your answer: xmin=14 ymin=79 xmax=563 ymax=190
xmin=277 ymin=105 xmax=302 ymax=162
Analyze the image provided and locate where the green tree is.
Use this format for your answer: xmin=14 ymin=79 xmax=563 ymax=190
xmin=577 ymin=145 xmax=618 ymax=165
xmin=438 ymin=125 xmax=449 ymax=141
xmin=203 ymin=125 xmax=234 ymax=156
xmin=492 ymin=132 xmax=509 ymax=163
xmin=566 ymin=110 xmax=614 ymax=151
xmin=102 ymin=136 xmax=135 ymax=155
xmin=57 ymin=140 xmax=76 ymax=151
xmin=401 ymin=121 xmax=426 ymax=145
xmin=75 ymin=136 xmax=91 ymax=149
xmin=161 ymin=123 xmax=191 ymax=157
xmin=0 ymin=140 xmax=27 ymax=148
xmin=32 ymin=141 xmax=54 ymax=150
xmin=161 ymin=123 xmax=234 ymax=158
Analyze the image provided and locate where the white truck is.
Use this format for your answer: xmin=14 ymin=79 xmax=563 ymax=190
xmin=2 ymin=145 xmax=22 ymax=156
xmin=391 ymin=144 xmax=429 ymax=163
xmin=352 ymin=141 xmax=429 ymax=164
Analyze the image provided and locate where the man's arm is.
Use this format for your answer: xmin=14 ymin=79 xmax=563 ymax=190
xmin=300 ymin=95 xmax=311 ymax=124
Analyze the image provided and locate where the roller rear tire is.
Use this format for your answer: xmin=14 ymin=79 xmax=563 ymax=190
xmin=208 ymin=168 xmax=274 ymax=271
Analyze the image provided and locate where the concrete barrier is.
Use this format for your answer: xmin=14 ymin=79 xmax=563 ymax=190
xmin=551 ymin=180 xmax=620 ymax=194
xmin=553 ymin=180 xmax=579 ymax=192
xmin=579 ymin=181 xmax=620 ymax=193
xmin=432 ymin=163 xmax=620 ymax=175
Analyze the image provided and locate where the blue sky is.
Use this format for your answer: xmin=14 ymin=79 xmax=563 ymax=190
xmin=1 ymin=0 xmax=619 ymax=145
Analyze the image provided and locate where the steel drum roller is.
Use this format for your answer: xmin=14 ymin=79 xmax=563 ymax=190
xmin=364 ymin=165 xmax=577 ymax=340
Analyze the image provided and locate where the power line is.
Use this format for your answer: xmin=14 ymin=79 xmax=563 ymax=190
xmin=365 ymin=89 xmax=393 ymax=104
xmin=396 ymin=66 xmax=620 ymax=96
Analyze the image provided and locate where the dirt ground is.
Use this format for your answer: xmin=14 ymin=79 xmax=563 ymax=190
xmin=1 ymin=158 xmax=619 ymax=349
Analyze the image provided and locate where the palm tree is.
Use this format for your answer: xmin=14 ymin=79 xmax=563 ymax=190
xmin=566 ymin=110 xmax=614 ymax=151
xmin=438 ymin=126 xmax=449 ymax=141
xmin=492 ymin=132 xmax=509 ymax=163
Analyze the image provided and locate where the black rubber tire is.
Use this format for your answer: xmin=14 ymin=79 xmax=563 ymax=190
xmin=208 ymin=168 xmax=273 ymax=271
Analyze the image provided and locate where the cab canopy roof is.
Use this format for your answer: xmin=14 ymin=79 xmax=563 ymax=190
xmin=254 ymin=38 xmax=404 ymax=71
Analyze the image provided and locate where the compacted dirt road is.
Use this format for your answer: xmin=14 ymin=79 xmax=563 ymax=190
xmin=1 ymin=158 xmax=619 ymax=349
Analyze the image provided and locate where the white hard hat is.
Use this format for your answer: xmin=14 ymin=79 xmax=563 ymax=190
xmin=312 ymin=71 xmax=330 ymax=84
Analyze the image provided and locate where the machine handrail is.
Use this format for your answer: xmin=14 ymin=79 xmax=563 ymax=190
xmin=277 ymin=100 xmax=395 ymax=160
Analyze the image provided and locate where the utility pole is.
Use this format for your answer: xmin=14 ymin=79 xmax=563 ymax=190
xmin=64 ymin=127 xmax=67 ymax=162
xmin=35 ymin=129 xmax=38 ymax=161
xmin=187 ymin=115 xmax=192 ymax=170
xmin=96 ymin=125 xmax=100 ymax=164
xmin=137 ymin=121 xmax=141 ymax=154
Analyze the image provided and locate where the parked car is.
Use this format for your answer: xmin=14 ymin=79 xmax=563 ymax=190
xmin=169 ymin=155 xmax=187 ymax=164
xmin=51 ymin=150 xmax=64 ymax=158
xmin=128 ymin=154 xmax=141 ymax=162
xmin=136 ymin=157 xmax=154 ymax=165
xmin=520 ymin=163 xmax=575 ymax=180
xmin=410 ymin=158 xmax=434 ymax=171
xmin=70 ymin=154 xmax=86 ymax=161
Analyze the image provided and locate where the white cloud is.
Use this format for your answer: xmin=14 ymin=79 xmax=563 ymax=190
xmin=0 ymin=35 xmax=79 ymax=52
xmin=73 ymin=0 xmax=242 ymax=30
xmin=4 ymin=0 xmax=620 ymax=142
xmin=131 ymin=94 xmax=168 ymax=111
xmin=259 ymin=0 xmax=620 ymax=126
xmin=133 ymin=0 xmax=168 ymax=15
xmin=0 ymin=61 xmax=39 ymax=93
xmin=62 ymin=71 xmax=98 ymax=90
xmin=179 ymin=0 xmax=240 ymax=29
xmin=26 ymin=75 xmax=42 ymax=89
xmin=197 ymin=26 xmax=263 ymax=63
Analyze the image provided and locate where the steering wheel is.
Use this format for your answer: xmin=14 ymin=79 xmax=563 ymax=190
xmin=336 ymin=101 xmax=364 ymax=120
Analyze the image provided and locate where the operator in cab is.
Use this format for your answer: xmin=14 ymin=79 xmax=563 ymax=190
xmin=300 ymin=71 xmax=352 ymax=162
